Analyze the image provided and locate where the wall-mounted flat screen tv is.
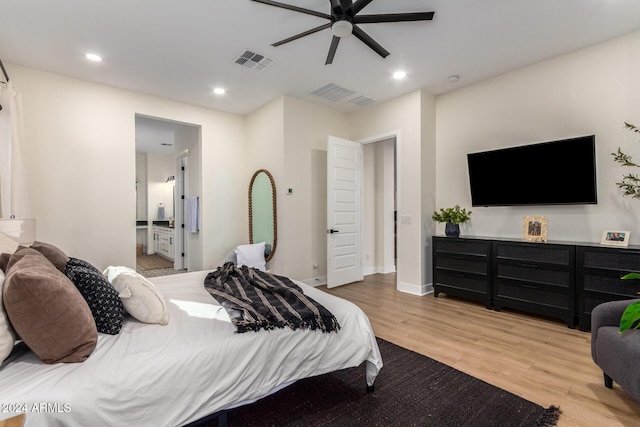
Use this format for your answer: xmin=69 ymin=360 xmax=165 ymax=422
xmin=467 ymin=135 xmax=597 ymax=207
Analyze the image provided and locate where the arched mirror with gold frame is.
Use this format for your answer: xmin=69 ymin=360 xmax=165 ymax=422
xmin=249 ymin=169 xmax=277 ymax=262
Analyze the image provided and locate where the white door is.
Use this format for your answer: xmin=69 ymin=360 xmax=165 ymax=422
xmin=327 ymin=136 xmax=363 ymax=288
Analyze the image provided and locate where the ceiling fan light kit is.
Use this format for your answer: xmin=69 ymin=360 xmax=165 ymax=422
xmin=331 ymin=20 xmax=353 ymax=38
xmin=252 ymin=0 xmax=435 ymax=65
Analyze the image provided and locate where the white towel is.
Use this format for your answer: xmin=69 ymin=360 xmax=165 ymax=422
xmin=185 ymin=197 xmax=199 ymax=233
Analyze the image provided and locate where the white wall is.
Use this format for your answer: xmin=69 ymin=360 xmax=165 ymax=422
xmin=350 ymin=90 xmax=437 ymax=295
xmin=245 ymin=97 xmax=285 ymax=271
xmin=245 ymin=96 xmax=350 ymax=282
xmin=435 ymin=30 xmax=640 ymax=245
xmin=420 ymin=90 xmax=437 ymax=291
xmin=282 ymin=97 xmax=350 ymax=283
xmin=135 ymin=153 xmax=147 ymax=220
xmin=9 ymin=64 xmax=246 ymax=271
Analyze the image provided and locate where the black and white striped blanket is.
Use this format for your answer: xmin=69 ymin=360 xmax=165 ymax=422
xmin=203 ymin=262 xmax=340 ymax=334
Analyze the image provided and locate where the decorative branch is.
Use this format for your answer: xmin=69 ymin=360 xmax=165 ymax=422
xmin=611 ymin=122 xmax=640 ymax=198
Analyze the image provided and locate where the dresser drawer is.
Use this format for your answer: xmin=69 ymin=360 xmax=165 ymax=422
xmin=434 ymin=270 xmax=489 ymax=293
xmin=434 ymin=253 xmax=488 ymax=276
xmin=494 ymin=280 xmax=570 ymax=309
xmin=494 ymin=242 xmax=571 ymax=266
xmin=582 ymin=273 xmax=639 ymax=295
xmin=434 ymin=238 xmax=490 ymax=257
xmin=495 ymin=263 xmax=571 ymax=288
xmin=581 ymin=249 xmax=640 ymax=272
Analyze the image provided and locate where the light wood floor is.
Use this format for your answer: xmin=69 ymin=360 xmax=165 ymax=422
xmin=320 ymin=273 xmax=640 ymax=427
xmin=136 ymin=254 xmax=174 ymax=270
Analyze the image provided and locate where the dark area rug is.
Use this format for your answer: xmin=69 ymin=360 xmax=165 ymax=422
xmin=199 ymin=338 xmax=560 ymax=427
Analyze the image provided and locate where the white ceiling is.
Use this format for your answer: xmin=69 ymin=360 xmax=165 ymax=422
xmin=2 ymin=0 xmax=640 ymax=123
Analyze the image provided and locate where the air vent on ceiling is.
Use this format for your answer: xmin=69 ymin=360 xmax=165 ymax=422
xmin=349 ymin=95 xmax=376 ymax=107
xmin=310 ymin=82 xmax=355 ymax=102
xmin=233 ymin=50 xmax=275 ymax=71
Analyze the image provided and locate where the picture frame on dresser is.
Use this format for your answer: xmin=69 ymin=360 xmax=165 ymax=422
xmin=600 ymin=230 xmax=630 ymax=247
xmin=522 ymin=216 xmax=547 ymax=242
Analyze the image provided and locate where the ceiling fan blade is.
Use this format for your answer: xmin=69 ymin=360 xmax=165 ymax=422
xmin=354 ymin=11 xmax=435 ymax=24
xmin=352 ymin=0 xmax=374 ymax=14
xmin=251 ymin=0 xmax=330 ymax=20
xmin=329 ymin=0 xmax=353 ymax=16
xmin=352 ymin=25 xmax=390 ymax=59
xmin=272 ymin=23 xmax=332 ymax=47
xmin=340 ymin=0 xmax=354 ymax=14
xmin=325 ymin=36 xmax=341 ymax=65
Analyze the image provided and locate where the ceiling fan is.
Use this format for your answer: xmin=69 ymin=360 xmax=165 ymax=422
xmin=251 ymin=0 xmax=435 ymax=65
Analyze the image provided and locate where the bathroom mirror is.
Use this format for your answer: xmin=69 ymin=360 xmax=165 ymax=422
xmin=249 ymin=169 xmax=277 ymax=261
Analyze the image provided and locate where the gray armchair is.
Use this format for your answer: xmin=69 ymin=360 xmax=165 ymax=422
xmin=591 ymin=299 xmax=640 ymax=403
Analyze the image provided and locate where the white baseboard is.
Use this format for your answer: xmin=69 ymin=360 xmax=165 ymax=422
xmin=398 ymin=281 xmax=434 ymax=296
xmin=302 ymin=276 xmax=327 ymax=287
xmin=380 ymin=264 xmax=396 ymax=274
xmin=363 ymin=266 xmax=377 ymax=276
xmin=363 ymin=265 xmax=397 ymax=276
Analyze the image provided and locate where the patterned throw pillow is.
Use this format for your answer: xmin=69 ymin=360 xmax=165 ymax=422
xmin=64 ymin=258 xmax=125 ymax=335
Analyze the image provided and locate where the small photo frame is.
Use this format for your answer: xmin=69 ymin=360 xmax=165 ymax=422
xmin=601 ymin=230 xmax=630 ymax=247
xmin=522 ymin=216 xmax=548 ymax=242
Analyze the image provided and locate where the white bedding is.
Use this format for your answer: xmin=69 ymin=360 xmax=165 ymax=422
xmin=0 ymin=270 xmax=382 ymax=427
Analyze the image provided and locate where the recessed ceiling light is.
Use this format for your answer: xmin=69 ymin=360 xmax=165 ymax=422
xmin=448 ymin=74 xmax=460 ymax=83
xmin=213 ymin=87 xmax=226 ymax=95
xmin=393 ymin=71 xmax=407 ymax=80
xmin=85 ymin=53 xmax=102 ymax=62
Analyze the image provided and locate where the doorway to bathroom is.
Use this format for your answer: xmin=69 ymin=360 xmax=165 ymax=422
xmin=134 ymin=114 xmax=199 ymax=277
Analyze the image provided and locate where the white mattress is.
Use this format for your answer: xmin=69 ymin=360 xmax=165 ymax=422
xmin=0 ymin=270 xmax=382 ymax=427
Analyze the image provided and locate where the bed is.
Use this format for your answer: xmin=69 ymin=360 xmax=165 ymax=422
xmin=0 ymin=265 xmax=382 ymax=427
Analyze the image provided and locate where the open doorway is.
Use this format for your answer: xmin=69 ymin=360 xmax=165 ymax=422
xmin=325 ymin=134 xmax=398 ymax=289
xmin=362 ymin=137 xmax=397 ymax=278
xmin=134 ymin=115 xmax=198 ymax=277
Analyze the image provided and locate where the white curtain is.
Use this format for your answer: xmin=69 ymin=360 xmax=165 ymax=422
xmin=0 ymin=81 xmax=30 ymax=219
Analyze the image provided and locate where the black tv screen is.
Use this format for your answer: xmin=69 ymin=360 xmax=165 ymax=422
xmin=467 ymin=135 xmax=597 ymax=207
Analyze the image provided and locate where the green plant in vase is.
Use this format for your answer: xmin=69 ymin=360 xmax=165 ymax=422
xmin=432 ymin=205 xmax=471 ymax=237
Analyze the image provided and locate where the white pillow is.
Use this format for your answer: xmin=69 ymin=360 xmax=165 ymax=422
xmin=235 ymin=242 xmax=266 ymax=271
xmin=103 ymin=266 xmax=169 ymax=325
xmin=0 ymin=269 xmax=18 ymax=365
